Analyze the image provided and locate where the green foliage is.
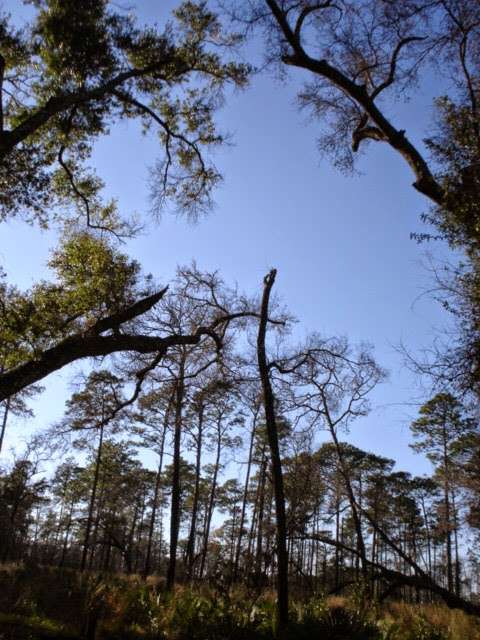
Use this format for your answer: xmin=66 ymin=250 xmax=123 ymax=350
xmin=0 ymin=0 xmax=250 ymax=227
xmin=424 ymin=97 xmax=480 ymax=255
xmin=410 ymin=393 xmax=474 ymax=467
xmin=0 ymin=232 xmax=147 ymax=367
xmin=49 ymin=232 xmax=142 ymax=316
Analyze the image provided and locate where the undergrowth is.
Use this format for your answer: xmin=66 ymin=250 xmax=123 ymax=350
xmin=0 ymin=565 xmax=479 ymax=639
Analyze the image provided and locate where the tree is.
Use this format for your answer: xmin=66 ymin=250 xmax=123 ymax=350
xmin=49 ymin=459 xmax=84 ymax=567
xmin=153 ymin=264 xmax=254 ymax=589
xmin=197 ymin=381 xmax=241 ymax=579
xmin=0 ymin=249 xmax=260 ymax=403
xmin=0 ymin=458 xmax=48 ymax=562
xmin=183 ymin=375 xmax=239 ymax=579
xmin=240 ymin=1 xmax=478 ymax=214
xmin=283 ymin=335 xmax=385 ymax=587
xmin=411 ymin=393 xmax=474 ymax=594
xmin=256 ymin=269 xmax=289 ymax=636
xmin=233 ymin=389 xmax=261 ymax=582
xmin=134 ymin=383 xmax=176 ymax=577
xmin=0 ymin=0 xmax=249 ymax=226
xmin=60 ymin=369 xmax=127 ymax=571
xmin=235 ymin=0 xmax=480 ymax=399
xmin=0 ymin=1 xmax=250 ymax=402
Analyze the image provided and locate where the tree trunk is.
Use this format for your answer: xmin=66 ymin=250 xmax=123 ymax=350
xmin=452 ymin=491 xmax=461 ymax=596
xmin=442 ymin=428 xmax=453 ymax=593
xmin=199 ymin=417 xmax=222 ymax=579
xmin=81 ymin=420 xmax=104 ymax=572
xmin=166 ymin=354 xmax=186 ymax=591
xmin=186 ymin=402 xmax=204 ymax=579
xmin=256 ymin=269 xmax=289 ymax=636
xmin=328 ymin=423 xmax=369 ymax=585
xmin=255 ymin=451 xmax=267 ymax=581
xmin=59 ymin=499 xmax=74 ymax=567
xmin=233 ymin=410 xmax=258 ymax=581
xmin=88 ymin=474 xmax=106 ymax=571
xmin=144 ymin=395 xmax=172 ymax=577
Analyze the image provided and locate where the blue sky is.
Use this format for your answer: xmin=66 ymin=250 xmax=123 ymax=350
xmin=0 ymin=0 xmax=452 ymax=476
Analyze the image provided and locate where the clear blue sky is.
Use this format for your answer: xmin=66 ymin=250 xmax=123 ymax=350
xmin=1 ymin=0 xmax=451 ymax=476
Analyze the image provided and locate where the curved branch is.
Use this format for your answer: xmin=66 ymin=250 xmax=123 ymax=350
xmin=352 ymin=124 xmax=387 ymax=152
xmin=265 ymin=0 xmax=444 ymax=205
xmin=294 ymin=2 xmax=337 ymax=42
xmin=57 ymin=108 xmax=123 ymax=237
xmin=371 ymin=36 xmax=426 ymax=100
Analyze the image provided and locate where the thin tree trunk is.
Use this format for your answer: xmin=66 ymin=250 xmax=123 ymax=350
xmin=144 ymin=395 xmax=172 ymax=577
xmin=81 ymin=420 xmax=104 ymax=572
xmin=255 ymin=452 xmax=267 ymax=581
xmin=134 ymin=491 xmax=147 ymax=573
xmin=334 ymin=484 xmax=341 ymax=590
xmin=247 ymin=483 xmax=260 ymax=563
xmin=59 ymin=499 xmax=74 ymax=567
xmin=199 ymin=418 xmax=223 ymax=579
xmin=125 ymin=503 xmax=139 ymax=574
xmin=328 ymin=422 xmax=369 ymax=585
xmin=452 ymin=491 xmax=461 ymax=596
xmin=88 ymin=475 xmax=106 ymax=571
xmin=233 ymin=410 xmax=258 ymax=581
xmin=443 ymin=430 xmax=453 ymax=593
xmin=186 ymin=402 xmax=204 ymax=579
xmin=166 ymin=354 xmax=186 ymax=591
xmin=256 ymin=269 xmax=289 ymax=636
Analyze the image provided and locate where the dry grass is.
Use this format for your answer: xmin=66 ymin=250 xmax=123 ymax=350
xmin=383 ymin=602 xmax=480 ymax=640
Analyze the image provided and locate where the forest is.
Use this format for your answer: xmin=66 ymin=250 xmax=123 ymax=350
xmin=1 ymin=1 xmax=480 ymax=639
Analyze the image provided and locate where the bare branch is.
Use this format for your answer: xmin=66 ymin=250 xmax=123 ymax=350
xmin=371 ymin=36 xmax=426 ymax=101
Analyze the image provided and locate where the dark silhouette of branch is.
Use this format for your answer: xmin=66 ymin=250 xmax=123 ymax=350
xmin=264 ymin=0 xmax=444 ymax=205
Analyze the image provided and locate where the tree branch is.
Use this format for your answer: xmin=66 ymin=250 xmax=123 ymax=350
xmin=371 ymin=36 xmax=426 ymax=100
xmin=87 ymin=288 xmax=169 ymax=337
xmin=293 ymin=2 xmax=335 ymax=43
xmin=0 ymin=64 xmax=174 ymax=159
xmin=265 ymin=0 xmax=444 ymax=205
xmin=0 ymin=289 xmax=267 ymax=401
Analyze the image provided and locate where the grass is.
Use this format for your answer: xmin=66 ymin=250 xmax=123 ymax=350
xmin=0 ymin=565 xmax=479 ymax=639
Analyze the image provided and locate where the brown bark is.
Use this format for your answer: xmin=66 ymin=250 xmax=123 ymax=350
xmin=0 ymin=291 xmax=252 ymax=402
xmin=255 ymin=450 xmax=267 ymax=584
xmin=254 ymin=452 xmax=268 ymax=581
